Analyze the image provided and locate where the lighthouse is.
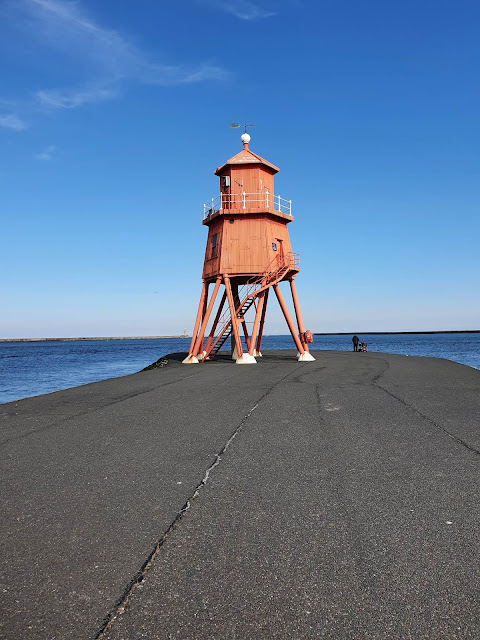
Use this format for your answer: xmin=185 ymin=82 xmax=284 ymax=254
xmin=183 ymin=132 xmax=315 ymax=364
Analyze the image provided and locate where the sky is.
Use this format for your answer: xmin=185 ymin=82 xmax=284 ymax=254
xmin=1 ymin=0 xmax=479 ymax=338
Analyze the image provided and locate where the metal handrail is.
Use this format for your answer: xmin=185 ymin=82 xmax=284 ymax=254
xmin=243 ymin=252 xmax=299 ymax=299
xmin=203 ymin=191 xmax=292 ymax=218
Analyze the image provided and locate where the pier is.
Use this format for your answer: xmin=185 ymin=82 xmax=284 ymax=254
xmin=1 ymin=351 xmax=479 ymax=639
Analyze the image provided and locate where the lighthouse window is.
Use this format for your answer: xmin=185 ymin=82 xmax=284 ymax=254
xmin=211 ymin=233 xmax=218 ymax=258
xmin=272 ymin=242 xmax=277 ymax=251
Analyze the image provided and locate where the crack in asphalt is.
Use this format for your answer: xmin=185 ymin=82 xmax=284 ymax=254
xmin=372 ymin=355 xmax=480 ymax=457
xmin=376 ymin=382 xmax=480 ymax=456
xmin=94 ymin=364 xmax=304 ymax=640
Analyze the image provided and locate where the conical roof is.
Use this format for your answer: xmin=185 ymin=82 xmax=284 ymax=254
xmin=214 ymin=144 xmax=279 ymax=175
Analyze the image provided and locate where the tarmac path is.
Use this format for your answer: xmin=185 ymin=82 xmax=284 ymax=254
xmin=1 ymin=351 xmax=479 ymax=639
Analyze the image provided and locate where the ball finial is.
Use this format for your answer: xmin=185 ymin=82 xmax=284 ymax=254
xmin=241 ymin=132 xmax=251 ymax=145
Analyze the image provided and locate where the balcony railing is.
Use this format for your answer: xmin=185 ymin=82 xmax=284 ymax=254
xmin=203 ymin=191 xmax=292 ymax=219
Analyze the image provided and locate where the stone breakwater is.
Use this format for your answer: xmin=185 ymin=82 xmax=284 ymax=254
xmin=1 ymin=351 xmax=479 ymax=640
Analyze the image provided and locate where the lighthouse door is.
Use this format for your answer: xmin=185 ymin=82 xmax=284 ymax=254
xmin=276 ymin=238 xmax=284 ymax=266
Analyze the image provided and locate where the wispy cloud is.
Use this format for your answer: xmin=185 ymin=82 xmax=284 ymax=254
xmin=35 ymin=144 xmax=56 ymax=160
xmin=35 ymin=84 xmax=119 ymax=109
xmin=0 ymin=113 xmax=28 ymax=131
xmin=196 ymin=0 xmax=277 ymax=20
xmin=2 ymin=0 xmax=229 ymax=113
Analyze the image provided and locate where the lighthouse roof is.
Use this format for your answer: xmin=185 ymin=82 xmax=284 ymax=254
xmin=214 ymin=147 xmax=279 ymax=175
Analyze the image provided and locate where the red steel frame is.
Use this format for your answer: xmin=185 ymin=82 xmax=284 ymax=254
xmin=289 ymin=279 xmax=310 ymax=353
xmin=184 ymin=262 xmax=309 ymax=362
xmin=224 ymin=275 xmax=243 ymax=359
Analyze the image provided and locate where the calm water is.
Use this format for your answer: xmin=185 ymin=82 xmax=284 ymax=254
xmin=0 ymin=333 xmax=478 ymax=405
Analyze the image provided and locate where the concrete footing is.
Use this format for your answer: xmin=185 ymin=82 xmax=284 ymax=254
xmin=297 ymin=352 xmax=316 ymax=362
xmin=236 ymin=353 xmax=257 ymax=365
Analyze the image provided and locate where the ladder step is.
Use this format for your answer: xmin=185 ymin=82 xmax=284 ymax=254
xmin=210 ymin=328 xmax=232 ymax=359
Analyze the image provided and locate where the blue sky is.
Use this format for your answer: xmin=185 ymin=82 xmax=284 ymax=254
xmin=1 ymin=0 xmax=479 ymax=338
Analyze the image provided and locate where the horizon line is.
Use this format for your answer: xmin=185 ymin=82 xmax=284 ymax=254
xmin=1 ymin=329 xmax=479 ymax=343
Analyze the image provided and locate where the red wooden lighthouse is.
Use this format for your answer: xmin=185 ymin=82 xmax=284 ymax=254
xmin=183 ymin=131 xmax=315 ymax=364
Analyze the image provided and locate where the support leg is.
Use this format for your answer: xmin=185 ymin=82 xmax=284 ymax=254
xmin=241 ymin=318 xmax=251 ymax=352
xmin=192 ymin=276 xmax=222 ymax=358
xmin=201 ymin=283 xmax=209 ymax=322
xmin=273 ymin=284 xmax=314 ymax=361
xmin=289 ymin=278 xmax=310 ymax=353
xmin=230 ymin=282 xmax=240 ymax=358
xmin=204 ymin=290 xmax=226 ymax=356
xmin=225 ymin=275 xmax=255 ymax=364
xmin=255 ymin=288 xmax=269 ymax=356
xmin=249 ymin=292 xmax=264 ymax=357
xmin=183 ymin=281 xmax=207 ymax=364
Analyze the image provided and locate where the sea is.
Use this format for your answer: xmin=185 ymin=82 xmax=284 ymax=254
xmin=0 ymin=333 xmax=478 ymax=405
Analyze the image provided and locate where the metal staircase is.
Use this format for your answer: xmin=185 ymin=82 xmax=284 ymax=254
xmin=204 ymin=252 xmax=299 ymax=360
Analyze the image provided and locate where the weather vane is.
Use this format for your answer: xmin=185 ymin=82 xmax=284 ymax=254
xmin=229 ymin=120 xmax=255 ymax=134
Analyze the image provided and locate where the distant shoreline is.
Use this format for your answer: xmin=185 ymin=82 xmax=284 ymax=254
xmin=0 ymin=330 xmax=478 ymax=343
xmin=314 ymin=330 xmax=479 ymax=336
xmin=0 ymin=336 xmax=188 ymax=343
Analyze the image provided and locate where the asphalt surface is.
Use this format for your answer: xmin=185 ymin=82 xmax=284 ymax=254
xmin=1 ymin=350 xmax=479 ymax=639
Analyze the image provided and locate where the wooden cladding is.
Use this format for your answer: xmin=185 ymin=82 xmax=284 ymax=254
xmin=202 ymin=213 xmax=292 ymax=279
xmin=218 ymin=165 xmax=276 ymax=212
xmin=202 ymin=142 xmax=295 ymax=281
